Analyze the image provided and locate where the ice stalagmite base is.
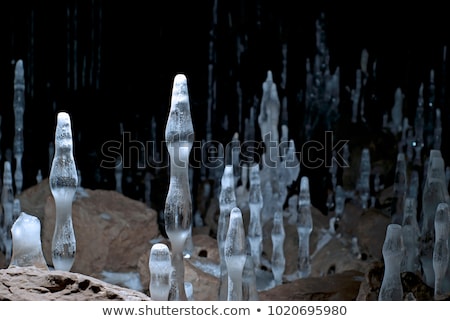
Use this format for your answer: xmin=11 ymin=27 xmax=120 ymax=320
xmin=9 ymin=212 xmax=48 ymax=270
xmin=149 ymin=243 xmax=172 ymax=301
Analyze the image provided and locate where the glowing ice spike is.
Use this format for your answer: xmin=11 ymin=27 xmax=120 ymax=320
xmin=271 ymin=211 xmax=286 ymax=286
xmin=217 ymin=165 xmax=236 ymax=300
xmin=49 ymin=112 xmax=78 ymax=271
xmin=13 ymin=59 xmax=25 ymax=195
xmin=1 ymin=161 xmax=15 ymax=262
xmin=401 ymin=197 xmax=420 ymax=274
xmin=248 ymin=163 xmax=263 ymax=268
xmin=433 ymin=203 xmax=450 ymax=297
xmin=224 ymin=207 xmax=246 ymax=301
xmin=164 ymin=74 xmax=194 ymax=301
xmin=149 ymin=243 xmax=172 ymax=301
xmin=297 ymin=176 xmax=313 ymax=278
xmin=378 ymin=224 xmax=404 ymax=301
xmin=9 ymin=212 xmax=48 ymax=270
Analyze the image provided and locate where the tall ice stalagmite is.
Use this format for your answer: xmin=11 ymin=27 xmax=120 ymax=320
xmin=49 ymin=111 xmax=78 ymax=271
xmin=13 ymin=59 xmax=25 ymax=195
xmin=164 ymin=74 xmax=194 ymax=301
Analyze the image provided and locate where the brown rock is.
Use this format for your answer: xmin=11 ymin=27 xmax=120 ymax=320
xmin=0 ymin=266 xmax=151 ymax=301
xmin=258 ymin=270 xmax=364 ymax=301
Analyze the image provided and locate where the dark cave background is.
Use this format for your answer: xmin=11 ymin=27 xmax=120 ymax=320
xmin=1 ymin=1 xmax=450 ymax=216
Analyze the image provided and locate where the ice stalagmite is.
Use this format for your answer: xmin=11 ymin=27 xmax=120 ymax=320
xmin=297 ymin=176 xmax=313 ymax=278
xmin=149 ymin=243 xmax=172 ymax=301
xmin=164 ymin=74 xmax=194 ymax=301
xmin=378 ymin=224 xmax=404 ymax=301
xmin=217 ymin=165 xmax=236 ymax=300
xmin=401 ymin=197 xmax=420 ymax=274
xmin=224 ymin=207 xmax=246 ymax=301
xmin=1 ymin=161 xmax=15 ymax=262
xmin=248 ymin=163 xmax=263 ymax=268
xmin=421 ymin=150 xmax=448 ymax=286
xmin=9 ymin=212 xmax=48 ymax=269
xmin=413 ymin=84 xmax=425 ymax=166
xmin=392 ymin=153 xmax=407 ymax=224
xmin=357 ymin=148 xmax=371 ymax=209
xmin=49 ymin=112 xmax=78 ymax=271
xmin=334 ymin=185 xmax=345 ymax=220
xmin=271 ymin=210 xmax=285 ymax=286
xmin=13 ymin=59 xmax=25 ymax=195
xmin=432 ymin=203 xmax=449 ymax=297
xmin=242 ymin=238 xmax=259 ymax=301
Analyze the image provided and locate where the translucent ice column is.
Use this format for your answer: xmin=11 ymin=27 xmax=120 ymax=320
xmin=271 ymin=210 xmax=286 ymax=286
xmin=49 ymin=112 xmax=78 ymax=271
xmin=433 ymin=203 xmax=449 ymax=297
xmin=242 ymin=238 xmax=259 ymax=301
xmin=149 ymin=243 xmax=172 ymax=301
xmin=164 ymin=74 xmax=194 ymax=301
xmin=401 ymin=197 xmax=421 ymax=274
xmin=9 ymin=212 xmax=48 ymax=269
xmin=1 ymin=161 xmax=15 ymax=262
xmin=392 ymin=152 xmax=407 ymax=224
xmin=297 ymin=176 xmax=313 ymax=278
xmin=378 ymin=224 xmax=404 ymax=301
xmin=224 ymin=207 xmax=246 ymax=301
xmin=357 ymin=148 xmax=371 ymax=209
xmin=248 ymin=163 xmax=263 ymax=268
xmin=13 ymin=59 xmax=25 ymax=195
xmin=217 ymin=165 xmax=237 ymax=300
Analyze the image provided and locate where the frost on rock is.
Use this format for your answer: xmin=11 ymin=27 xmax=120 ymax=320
xmin=49 ymin=111 xmax=78 ymax=271
xmin=9 ymin=212 xmax=48 ymax=270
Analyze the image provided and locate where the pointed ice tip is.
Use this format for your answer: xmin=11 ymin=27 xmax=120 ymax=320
xmin=172 ymin=74 xmax=188 ymax=96
xmin=15 ymin=59 xmax=24 ymax=75
xmin=300 ymin=176 xmax=309 ymax=190
xmin=4 ymin=160 xmax=11 ymax=172
xmin=266 ymin=70 xmax=273 ymax=81
xmin=231 ymin=207 xmax=242 ymax=217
